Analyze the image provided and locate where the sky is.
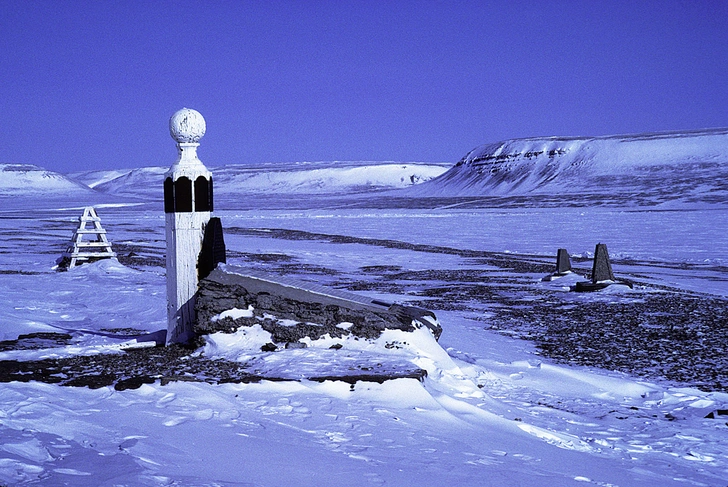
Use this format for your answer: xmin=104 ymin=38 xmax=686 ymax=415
xmin=1 ymin=0 xmax=727 ymax=174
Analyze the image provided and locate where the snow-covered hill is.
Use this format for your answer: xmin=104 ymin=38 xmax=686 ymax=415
xmin=12 ymin=128 xmax=728 ymax=207
xmin=71 ymin=162 xmax=450 ymax=200
xmin=71 ymin=166 xmax=168 ymax=199
xmin=412 ymin=128 xmax=728 ymax=204
xmin=213 ymin=161 xmax=449 ymax=195
xmin=0 ymin=164 xmax=94 ymax=196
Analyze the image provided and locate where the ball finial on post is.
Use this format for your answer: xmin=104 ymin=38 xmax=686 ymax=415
xmin=169 ymin=108 xmax=207 ymax=167
xmin=169 ymin=108 xmax=206 ymax=144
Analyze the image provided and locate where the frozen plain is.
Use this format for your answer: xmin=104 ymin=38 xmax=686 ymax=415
xmin=0 ymin=154 xmax=728 ymax=486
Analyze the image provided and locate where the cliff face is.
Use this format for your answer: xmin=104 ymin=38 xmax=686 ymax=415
xmin=410 ymin=128 xmax=728 ymax=204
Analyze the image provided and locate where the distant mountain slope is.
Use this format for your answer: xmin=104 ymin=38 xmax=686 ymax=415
xmin=72 ymin=162 xmax=450 ymax=199
xmin=75 ymin=167 xmax=168 ymax=199
xmin=67 ymin=169 xmax=146 ymax=189
xmin=0 ymin=164 xmax=94 ymax=195
xmin=213 ymin=161 xmax=449 ymax=195
xmin=411 ymin=128 xmax=728 ymax=205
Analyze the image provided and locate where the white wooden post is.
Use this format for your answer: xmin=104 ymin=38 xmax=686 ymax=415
xmin=165 ymin=108 xmax=213 ymax=345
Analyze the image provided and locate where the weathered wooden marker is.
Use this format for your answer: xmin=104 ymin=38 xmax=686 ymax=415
xmin=164 ymin=108 xmax=213 ymax=345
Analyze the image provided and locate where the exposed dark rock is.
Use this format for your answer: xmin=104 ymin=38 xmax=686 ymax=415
xmin=481 ymin=289 xmax=728 ymax=392
xmin=0 ymin=332 xmax=73 ymax=352
xmin=114 ymin=376 xmax=158 ymax=391
xmin=194 ymin=267 xmax=442 ymax=347
xmin=310 ymin=369 xmax=427 ymax=385
xmin=199 ymin=227 xmax=728 ymax=393
xmin=0 ymin=345 xmax=265 ymax=390
xmin=704 ymin=409 xmax=728 ymax=419
xmin=235 ymin=252 xmax=295 ymax=263
xmin=0 ymin=266 xmax=440 ymax=390
xmin=6 ymin=225 xmax=726 ymax=393
xmin=0 ymin=338 xmax=430 ymax=390
xmin=114 ymin=242 xmax=165 ymax=269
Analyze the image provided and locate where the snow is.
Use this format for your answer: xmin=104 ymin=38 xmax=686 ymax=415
xmin=66 ymin=169 xmax=134 ymax=189
xmin=211 ymin=305 xmax=255 ymax=322
xmin=69 ymin=161 xmax=451 ymax=200
xmin=411 ymin=128 xmax=728 ymax=200
xmin=211 ymin=162 xmax=449 ymax=195
xmin=1 ymin=131 xmax=728 ymax=485
xmin=0 ymin=164 xmax=94 ymax=195
xmin=204 ymin=323 xmax=273 ymax=356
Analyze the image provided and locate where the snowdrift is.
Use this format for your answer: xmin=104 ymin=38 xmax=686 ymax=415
xmin=411 ymin=128 xmax=728 ymax=203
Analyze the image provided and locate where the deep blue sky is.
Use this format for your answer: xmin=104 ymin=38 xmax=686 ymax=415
xmin=2 ymin=0 xmax=727 ymax=173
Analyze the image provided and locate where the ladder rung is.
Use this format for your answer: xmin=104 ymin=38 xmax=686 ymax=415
xmin=75 ymin=235 xmax=110 ymax=242
xmin=61 ymin=208 xmax=117 ymax=269
xmin=76 ymin=242 xmax=114 ymax=248
xmin=70 ymin=251 xmax=116 ymax=258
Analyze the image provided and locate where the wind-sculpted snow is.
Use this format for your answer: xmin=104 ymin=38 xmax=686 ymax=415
xmin=412 ymin=128 xmax=728 ymax=205
xmin=1 ymin=192 xmax=728 ymax=485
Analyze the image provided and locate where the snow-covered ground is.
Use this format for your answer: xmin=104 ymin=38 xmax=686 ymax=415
xmin=1 ymin=139 xmax=728 ymax=485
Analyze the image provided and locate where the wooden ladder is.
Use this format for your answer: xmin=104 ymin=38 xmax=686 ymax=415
xmin=61 ymin=207 xmax=116 ymax=269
